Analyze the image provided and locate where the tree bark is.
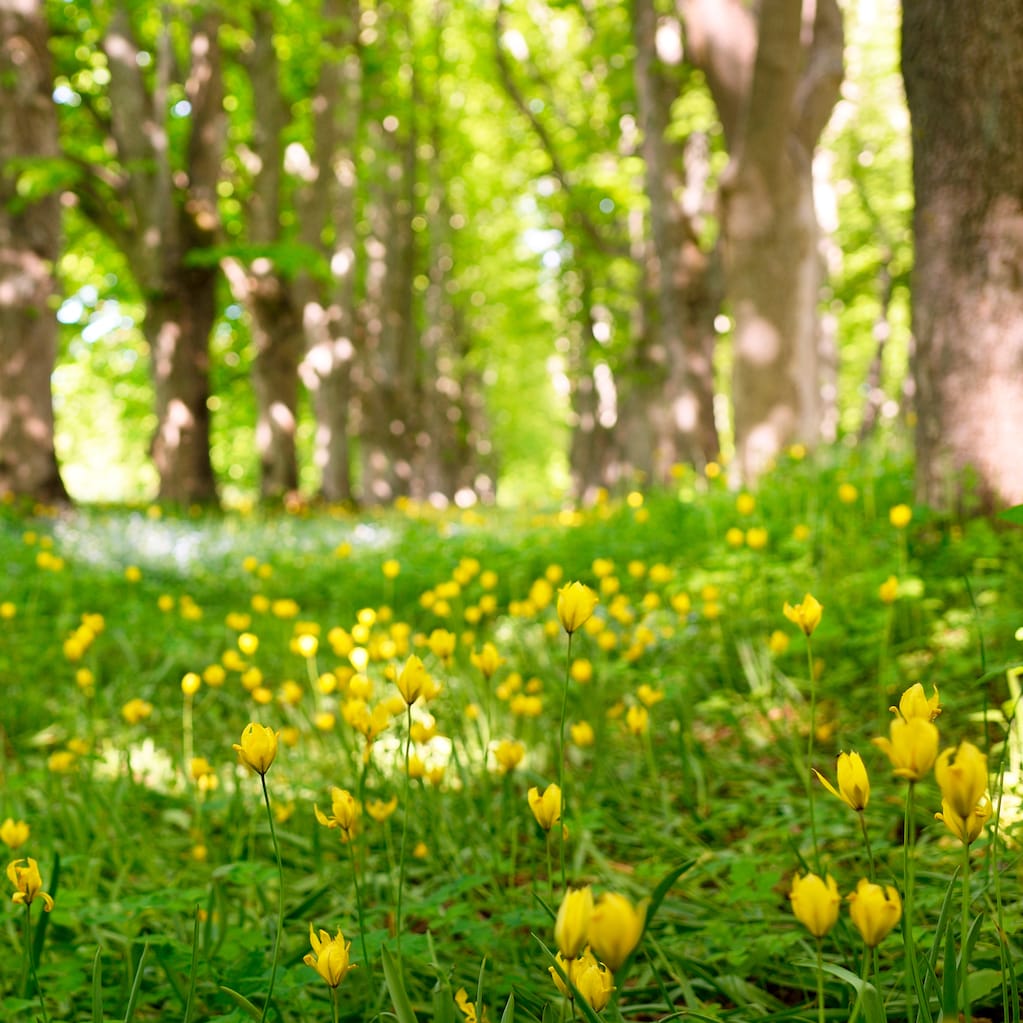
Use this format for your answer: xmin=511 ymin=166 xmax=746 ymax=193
xmin=902 ymin=0 xmax=1023 ymax=511
xmin=683 ymin=0 xmax=843 ymax=481
xmin=0 ymin=0 xmax=68 ymax=502
xmin=632 ymin=0 xmax=720 ymax=475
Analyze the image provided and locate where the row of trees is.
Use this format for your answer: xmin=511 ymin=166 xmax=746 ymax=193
xmin=1 ymin=0 xmax=1021 ymax=510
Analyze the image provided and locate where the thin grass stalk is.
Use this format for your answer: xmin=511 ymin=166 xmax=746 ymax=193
xmin=902 ymin=781 xmax=928 ymax=1014
xmin=847 ymin=945 xmax=871 ymax=1023
xmin=805 ymin=636 xmax=822 ymax=873
xmin=557 ymin=631 xmax=574 ymax=890
xmin=346 ymin=837 xmax=371 ymax=987
xmin=259 ymin=774 xmax=285 ymax=1023
xmin=395 ymin=704 xmax=413 ymax=965
xmin=24 ymin=903 xmax=50 ymax=1023
xmin=961 ymin=840 xmax=972 ymax=1023
xmin=859 ymin=811 xmax=876 ymax=881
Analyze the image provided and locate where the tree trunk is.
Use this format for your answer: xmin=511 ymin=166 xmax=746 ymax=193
xmin=632 ymin=0 xmax=720 ymax=476
xmin=0 ymin=0 xmax=67 ymax=502
xmin=683 ymin=0 xmax=843 ymax=482
xmin=902 ymin=0 xmax=1023 ymax=511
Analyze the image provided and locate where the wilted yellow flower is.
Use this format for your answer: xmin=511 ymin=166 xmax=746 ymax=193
xmin=789 ymin=872 xmax=840 ymax=938
xmin=471 ymin=643 xmax=503 ymax=680
xmin=783 ymin=593 xmax=823 ymax=636
xmin=889 ymin=504 xmax=913 ymax=529
xmin=304 ymin=924 xmax=355 ymax=987
xmin=493 ymin=739 xmax=525 ymax=773
xmin=0 ymin=819 xmax=29 ymax=850
xmin=813 ymin=752 xmax=870 ymax=812
xmin=7 ymin=857 xmax=54 ymax=911
xmin=891 ymin=682 xmax=941 ymax=722
xmin=588 ymin=892 xmax=647 ymax=972
xmin=872 ymin=717 xmax=938 ymax=781
xmin=879 ymin=576 xmax=899 ymax=604
xmin=233 ymin=722 xmax=279 ymax=776
xmin=935 ymin=741 xmax=988 ymax=819
xmin=847 ymin=878 xmax=902 ymax=947
xmin=557 ymin=582 xmax=599 ymax=635
xmin=528 ymin=784 xmax=562 ymax=832
xmin=122 ymin=698 xmax=153 ymax=725
xmin=936 ymin=793 xmax=992 ymax=845
xmin=555 ymin=886 xmax=594 ymax=959
xmin=315 ymin=787 xmax=360 ymax=841
xmin=395 ymin=655 xmax=431 ymax=706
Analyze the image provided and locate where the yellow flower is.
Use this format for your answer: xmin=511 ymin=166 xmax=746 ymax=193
xmin=557 ymin=582 xmax=599 ymax=635
xmin=181 ymin=672 xmax=201 ymax=696
xmin=315 ymin=787 xmax=360 ymax=841
xmin=838 ymin=483 xmax=858 ymax=504
xmin=527 ymin=784 xmax=562 ymax=832
xmin=625 ymin=704 xmax=649 ymax=736
xmin=573 ymin=956 xmax=614 ymax=1011
xmin=783 ymin=593 xmax=823 ymax=636
xmin=636 ymin=683 xmax=664 ymax=708
xmin=7 ymin=857 xmax=54 ymax=911
xmin=382 ymin=559 xmax=401 ymax=580
xmin=295 ymin=633 xmax=318 ymax=658
xmin=736 ymin=493 xmax=755 ymax=516
xmin=847 ymin=878 xmax=902 ymax=947
xmin=303 ymin=924 xmax=355 ymax=987
xmin=935 ymin=792 xmax=992 ymax=845
xmin=570 ymin=721 xmax=595 ymax=747
xmin=812 ymin=752 xmax=870 ymax=812
xmin=889 ymin=504 xmax=913 ymax=529
xmin=122 ymin=698 xmax=153 ymax=724
xmin=493 ymin=739 xmax=525 ymax=773
xmin=879 ymin=575 xmax=899 ymax=604
xmin=872 ymin=717 xmax=939 ymax=781
xmin=891 ymin=682 xmax=941 ymax=721
xmin=569 ymin=658 xmax=593 ymax=684
xmin=238 ymin=632 xmax=259 ymax=655
xmin=725 ymin=527 xmax=745 ymax=548
xmin=0 ymin=819 xmax=29 ymax=851
xmin=745 ymin=527 xmax=768 ymax=550
xmin=427 ymin=628 xmax=456 ymax=662
xmin=395 ymin=655 xmax=431 ymax=706
xmin=455 ymin=987 xmax=481 ymax=1023
xmin=588 ymin=892 xmax=647 ymax=972
xmin=366 ymin=796 xmax=398 ymax=823
xmin=935 ymin=741 xmax=988 ymax=819
xmin=789 ymin=872 xmax=840 ymax=938
xmin=471 ymin=643 xmax=503 ymax=680
xmin=232 ymin=722 xmax=279 ymax=776
xmin=768 ymin=630 xmax=790 ymax=656
xmin=555 ymin=886 xmax=594 ymax=959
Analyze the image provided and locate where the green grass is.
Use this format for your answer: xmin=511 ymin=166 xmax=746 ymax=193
xmin=2 ymin=448 xmax=1023 ymax=1022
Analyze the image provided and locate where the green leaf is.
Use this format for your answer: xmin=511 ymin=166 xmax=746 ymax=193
xmin=217 ymin=986 xmax=263 ymax=1022
xmin=123 ymin=943 xmax=149 ymax=1023
xmin=33 ymin=852 xmax=59 ymax=966
xmin=998 ymin=503 xmax=1023 ymax=526
xmin=817 ymin=961 xmax=886 ymax=1023
xmin=381 ymin=945 xmax=420 ymax=1023
xmin=183 ymin=909 xmax=202 ymax=1023
xmin=91 ymin=946 xmax=103 ymax=1023
xmin=500 ymin=992 xmax=515 ymax=1023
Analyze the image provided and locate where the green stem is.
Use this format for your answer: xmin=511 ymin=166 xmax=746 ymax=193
xmin=847 ymin=945 xmax=871 ymax=1023
xmin=901 ymin=781 xmax=927 ymax=1015
xmin=347 ymin=837 xmax=371 ymax=986
xmin=878 ymin=608 xmax=893 ymax=733
xmin=546 ymin=831 xmax=554 ymax=903
xmin=961 ymin=839 xmax=972 ymax=1023
xmin=23 ymin=903 xmax=50 ymax=1023
xmin=805 ymin=637 xmax=821 ymax=873
xmin=396 ymin=705 xmax=413 ymax=964
xmin=859 ymin=811 xmax=876 ymax=881
xmin=331 ymin=985 xmax=340 ymax=1023
xmin=558 ymin=631 xmax=573 ymax=890
xmin=816 ymin=937 xmax=825 ymax=1023
xmin=260 ymin=773 xmax=285 ymax=1023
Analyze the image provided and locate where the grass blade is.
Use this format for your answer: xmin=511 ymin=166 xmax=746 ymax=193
xmin=183 ymin=908 xmax=202 ymax=1023
xmin=122 ymin=942 xmax=149 ymax=1023
xmin=218 ymin=985 xmax=263 ymax=1021
xmin=381 ymin=944 xmax=420 ymax=1023
xmin=92 ymin=946 xmax=103 ymax=1023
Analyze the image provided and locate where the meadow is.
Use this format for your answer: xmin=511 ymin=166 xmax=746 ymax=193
xmin=3 ymin=448 xmax=1023 ymax=1023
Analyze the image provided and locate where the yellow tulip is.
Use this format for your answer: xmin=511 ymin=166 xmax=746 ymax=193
xmin=555 ymin=886 xmax=594 ymax=959
xmin=879 ymin=576 xmax=899 ymax=604
xmin=7 ymin=857 xmax=54 ymax=911
xmin=872 ymin=716 xmax=939 ymax=782
xmin=471 ymin=643 xmax=504 ymax=680
xmin=891 ymin=682 xmax=941 ymax=721
xmin=314 ymin=787 xmax=360 ymax=841
xmin=573 ymin=956 xmax=614 ymax=1011
xmin=233 ymin=722 xmax=279 ymax=776
xmin=395 ymin=655 xmax=431 ymax=706
xmin=935 ymin=741 xmax=987 ymax=819
xmin=789 ymin=872 xmax=840 ymax=938
xmin=493 ymin=739 xmax=525 ymax=773
xmin=366 ymin=797 xmax=399 ymax=823
xmin=0 ymin=819 xmax=30 ymax=851
xmin=935 ymin=793 xmax=991 ymax=845
xmin=847 ymin=878 xmax=902 ymax=948
xmin=557 ymin=582 xmax=599 ymax=635
xmin=527 ymin=783 xmax=562 ymax=833
xmin=783 ymin=593 xmax=823 ymax=636
xmin=812 ymin=752 xmax=870 ymax=812
xmin=889 ymin=503 xmax=913 ymax=529
xmin=588 ymin=892 xmax=647 ymax=972
xmin=303 ymin=924 xmax=355 ymax=988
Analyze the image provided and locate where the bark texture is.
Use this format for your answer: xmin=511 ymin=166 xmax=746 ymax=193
xmin=902 ymin=0 xmax=1023 ymax=510
xmin=0 ymin=0 xmax=68 ymax=502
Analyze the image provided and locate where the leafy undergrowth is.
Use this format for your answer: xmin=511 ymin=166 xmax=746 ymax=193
xmin=2 ymin=449 xmax=1023 ymax=1023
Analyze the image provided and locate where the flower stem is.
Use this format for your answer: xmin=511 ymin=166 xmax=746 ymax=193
xmin=858 ymin=810 xmax=875 ymax=881
xmin=557 ymin=631 xmax=573 ymax=890
xmin=901 ymin=781 xmax=927 ymax=1015
xmin=347 ymin=837 xmax=371 ymax=985
xmin=847 ymin=945 xmax=871 ymax=1023
xmin=260 ymin=774 xmax=285 ymax=1023
xmin=331 ymin=985 xmax=340 ymax=1023
xmin=396 ymin=705 xmax=413 ymax=965
xmin=816 ymin=937 xmax=825 ymax=1023
xmin=805 ymin=637 xmax=821 ymax=873
xmin=23 ymin=904 xmax=50 ymax=1023
xmin=961 ymin=839 xmax=972 ymax=1023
